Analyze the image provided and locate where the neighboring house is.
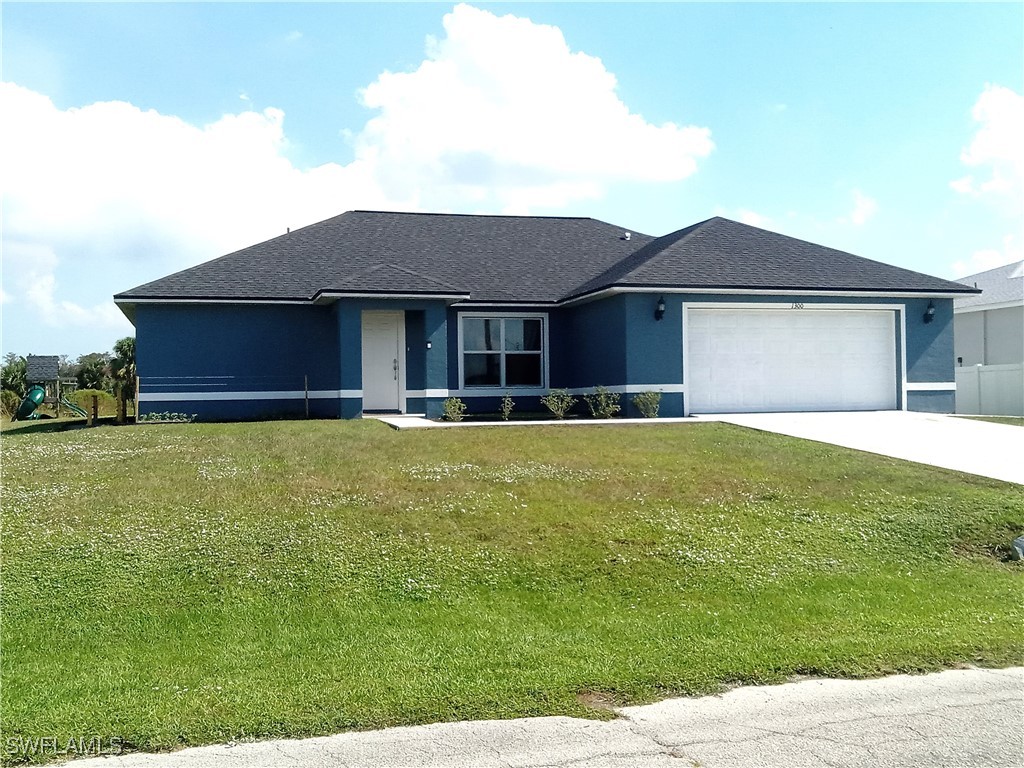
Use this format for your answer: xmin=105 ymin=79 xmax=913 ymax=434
xmin=954 ymin=261 xmax=1024 ymax=416
xmin=114 ymin=212 xmax=977 ymax=421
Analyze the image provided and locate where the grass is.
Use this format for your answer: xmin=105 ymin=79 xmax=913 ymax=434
xmin=956 ymin=415 xmax=1024 ymax=428
xmin=1 ymin=419 xmax=1022 ymax=764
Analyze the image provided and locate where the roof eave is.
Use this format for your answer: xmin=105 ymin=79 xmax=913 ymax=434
xmin=560 ymin=284 xmax=981 ymax=306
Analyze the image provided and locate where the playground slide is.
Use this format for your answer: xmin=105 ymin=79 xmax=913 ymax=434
xmin=13 ymin=385 xmax=46 ymax=421
xmin=61 ymin=397 xmax=89 ymax=418
xmin=12 ymin=387 xmax=91 ymax=421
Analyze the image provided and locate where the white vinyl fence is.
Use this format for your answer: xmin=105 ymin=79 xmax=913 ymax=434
xmin=955 ymin=363 xmax=1024 ymax=416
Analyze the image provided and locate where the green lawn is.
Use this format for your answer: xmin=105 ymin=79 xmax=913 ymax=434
xmin=1 ymin=420 xmax=1022 ymax=764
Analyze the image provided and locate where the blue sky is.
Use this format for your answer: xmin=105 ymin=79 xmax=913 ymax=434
xmin=2 ymin=2 xmax=1022 ymax=358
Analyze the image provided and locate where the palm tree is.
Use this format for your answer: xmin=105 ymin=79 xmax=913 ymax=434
xmin=110 ymin=337 xmax=136 ymax=423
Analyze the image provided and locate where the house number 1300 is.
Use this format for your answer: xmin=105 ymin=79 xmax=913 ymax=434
xmin=791 ymin=302 xmax=805 ymax=309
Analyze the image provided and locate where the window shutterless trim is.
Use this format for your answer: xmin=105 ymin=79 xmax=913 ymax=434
xmin=457 ymin=312 xmax=549 ymax=391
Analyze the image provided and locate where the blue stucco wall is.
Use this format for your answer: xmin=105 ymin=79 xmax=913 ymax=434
xmin=337 ymin=299 xmax=449 ymax=418
xmin=136 ymin=292 xmax=956 ymax=421
xmin=136 ymin=303 xmax=340 ymax=421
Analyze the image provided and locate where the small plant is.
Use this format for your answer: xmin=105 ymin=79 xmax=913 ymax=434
xmin=632 ymin=390 xmax=661 ymax=418
xmin=500 ymin=392 xmax=515 ymax=421
xmin=138 ymin=411 xmax=196 ymax=423
xmin=442 ymin=397 xmax=467 ymax=422
xmin=584 ymin=385 xmax=621 ymax=420
xmin=540 ymin=389 xmax=576 ymax=419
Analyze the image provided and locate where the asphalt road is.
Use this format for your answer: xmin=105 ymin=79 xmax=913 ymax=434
xmin=70 ymin=666 xmax=1023 ymax=767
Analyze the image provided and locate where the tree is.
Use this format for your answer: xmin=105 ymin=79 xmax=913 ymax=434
xmin=75 ymin=353 xmax=112 ymax=392
xmin=109 ymin=337 xmax=136 ymax=423
xmin=58 ymin=354 xmax=77 ymax=379
xmin=110 ymin=337 xmax=136 ymax=384
xmin=1 ymin=355 xmax=27 ymax=397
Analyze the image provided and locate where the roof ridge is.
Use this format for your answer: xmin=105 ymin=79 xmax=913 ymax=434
xmin=956 ymin=259 xmax=1024 ymax=282
xmin=351 ymin=209 xmax=596 ymax=221
xmin=560 ymin=217 xmax=716 ymax=300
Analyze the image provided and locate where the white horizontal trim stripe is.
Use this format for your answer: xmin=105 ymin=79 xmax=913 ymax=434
xmin=141 ymin=390 xmax=351 ymax=403
xmin=447 ymin=384 xmax=684 ymax=397
xmin=453 ymin=302 xmax=557 ymax=308
xmin=315 ymin=291 xmax=469 ymax=301
xmin=116 ymin=298 xmax=309 ymax=306
xmin=566 ymin=286 xmax=969 ymax=306
xmin=405 ymin=389 xmax=451 ymax=398
xmin=905 ymin=382 xmax=956 ymax=391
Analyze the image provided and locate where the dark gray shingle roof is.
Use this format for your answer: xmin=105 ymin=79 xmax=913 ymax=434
xmin=115 ymin=211 xmax=977 ymax=304
xmin=955 ymin=261 xmax=1024 ymax=310
xmin=568 ymin=217 xmax=977 ymax=299
xmin=116 ymin=211 xmax=650 ymax=304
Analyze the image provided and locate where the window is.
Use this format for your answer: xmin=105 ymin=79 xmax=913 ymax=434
xmin=461 ymin=315 xmax=545 ymax=388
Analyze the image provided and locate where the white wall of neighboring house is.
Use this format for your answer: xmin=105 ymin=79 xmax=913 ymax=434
xmin=954 ymin=262 xmax=1024 ymax=416
xmin=955 ymin=306 xmax=1024 ymax=366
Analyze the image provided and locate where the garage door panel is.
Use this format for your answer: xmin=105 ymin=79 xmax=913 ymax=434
xmin=687 ymin=308 xmax=897 ymax=413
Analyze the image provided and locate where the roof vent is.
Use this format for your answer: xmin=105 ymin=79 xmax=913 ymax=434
xmin=622 ymin=232 xmax=631 ymax=241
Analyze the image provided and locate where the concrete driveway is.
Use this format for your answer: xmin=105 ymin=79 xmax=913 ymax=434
xmin=71 ymin=667 xmax=1022 ymax=768
xmin=704 ymin=411 xmax=1024 ymax=485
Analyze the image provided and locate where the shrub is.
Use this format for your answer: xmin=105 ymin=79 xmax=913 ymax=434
xmin=1 ymin=389 xmax=21 ymax=417
xmin=442 ymin=397 xmax=467 ymax=422
xmin=632 ymin=390 xmax=661 ymax=418
xmin=138 ymin=412 xmax=196 ymax=423
xmin=500 ymin=392 xmax=515 ymax=421
xmin=540 ymin=389 xmax=576 ymax=419
xmin=584 ymin=386 xmax=621 ymax=419
xmin=70 ymin=389 xmax=117 ymax=417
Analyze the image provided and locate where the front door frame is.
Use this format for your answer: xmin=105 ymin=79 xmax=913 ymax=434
xmin=361 ymin=310 xmax=406 ymax=413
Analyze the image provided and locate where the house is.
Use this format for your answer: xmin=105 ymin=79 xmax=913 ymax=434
xmin=114 ymin=212 xmax=977 ymax=421
xmin=954 ymin=260 xmax=1024 ymax=416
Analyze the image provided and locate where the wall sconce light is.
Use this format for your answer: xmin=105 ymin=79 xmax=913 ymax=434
xmin=654 ymin=297 xmax=666 ymax=321
xmin=923 ymin=300 xmax=936 ymax=324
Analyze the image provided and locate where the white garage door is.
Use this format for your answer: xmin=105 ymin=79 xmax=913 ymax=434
xmin=686 ymin=308 xmax=898 ymax=413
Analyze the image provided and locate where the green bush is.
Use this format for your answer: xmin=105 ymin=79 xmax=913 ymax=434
xmin=632 ymin=390 xmax=662 ymax=418
xmin=70 ymin=389 xmax=117 ymax=417
xmin=540 ymin=389 xmax=576 ymax=419
xmin=584 ymin=385 xmax=621 ymax=419
xmin=1 ymin=389 xmax=21 ymax=417
xmin=442 ymin=397 xmax=467 ymax=422
xmin=500 ymin=392 xmax=515 ymax=421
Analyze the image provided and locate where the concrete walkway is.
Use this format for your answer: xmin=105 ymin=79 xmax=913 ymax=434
xmin=708 ymin=411 xmax=1024 ymax=485
xmin=72 ymin=667 xmax=1022 ymax=767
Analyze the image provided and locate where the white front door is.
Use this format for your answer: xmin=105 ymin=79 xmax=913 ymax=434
xmin=361 ymin=311 xmax=404 ymax=412
xmin=686 ymin=308 xmax=898 ymax=413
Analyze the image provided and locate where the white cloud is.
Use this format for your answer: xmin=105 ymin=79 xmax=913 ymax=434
xmin=950 ymin=83 xmax=1024 ymax=206
xmin=0 ymin=4 xmax=712 ymax=340
xmin=951 ymin=233 xmax=1023 ymax=278
xmin=713 ymin=207 xmax=773 ymax=229
xmin=736 ymin=209 xmax=773 ymax=228
xmin=839 ymin=189 xmax=877 ymax=226
xmin=354 ymin=3 xmax=713 ymax=212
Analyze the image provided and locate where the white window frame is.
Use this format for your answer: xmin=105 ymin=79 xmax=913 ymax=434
xmin=457 ymin=312 xmax=549 ymax=393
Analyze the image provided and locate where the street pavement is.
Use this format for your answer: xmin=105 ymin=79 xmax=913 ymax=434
xmin=71 ymin=666 xmax=1023 ymax=768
